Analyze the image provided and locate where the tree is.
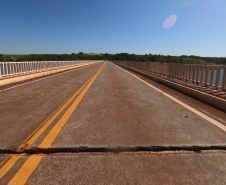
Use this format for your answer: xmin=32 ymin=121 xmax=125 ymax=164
xmin=0 ymin=54 xmax=4 ymax=62
xmin=78 ymin=52 xmax=84 ymax=55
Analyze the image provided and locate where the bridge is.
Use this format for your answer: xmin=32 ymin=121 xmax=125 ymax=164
xmin=0 ymin=61 xmax=226 ymax=184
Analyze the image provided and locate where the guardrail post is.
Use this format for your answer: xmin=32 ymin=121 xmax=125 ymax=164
xmin=215 ymin=66 xmax=221 ymax=89
xmin=12 ymin=63 xmax=14 ymax=76
xmin=174 ymin=64 xmax=177 ymax=78
xmin=209 ymin=66 xmax=215 ymax=87
xmin=15 ymin=63 xmax=18 ymax=75
xmin=192 ymin=65 xmax=196 ymax=83
xmin=222 ymin=67 xmax=226 ymax=91
xmin=196 ymin=66 xmax=200 ymax=84
xmin=9 ymin=63 xmax=12 ymax=76
xmin=6 ymin=63 xmax=9 ymax=77
xmin=205 ymin=66 xmax=210 ymax=87
xmin=179 ymin=64 xmax=182 ymax=80
xmin=200 ymin=66 xmax=205 ymax=85
xmin=2 ymin=63 xmax=5 ymax=77
xmin=183 ymin=65 xmax=187 ymax=81
xmin=179 ymin=64 xmax=182 ymax=79
xmin=188 ymin=65 xmax=192 ymax=82
xmin=0 ymin=63 xmax=2 ymax=78
xmin=23 ymin=62 xmax=25 ymax=73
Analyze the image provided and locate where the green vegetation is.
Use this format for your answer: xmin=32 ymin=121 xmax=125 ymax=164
xmin=0 ymin=53 xmax=225 ymax=65
xmin=15 ymin=53 xmax=104 ymax=62
xmin=0 ymin=54 xmax=15 ymax=62
xmin=3 ymin=54 xmax=23 ymax=58
xmin=103 ymin=53 xmax=226 ymax=65
xmin=181 ymin=55 xmax=226 ymax=65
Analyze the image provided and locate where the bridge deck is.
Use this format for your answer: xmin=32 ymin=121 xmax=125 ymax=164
xmin=0 ymin=61 xmax=225 ymax=184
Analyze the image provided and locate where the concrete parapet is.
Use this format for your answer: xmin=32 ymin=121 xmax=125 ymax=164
xmin=112 ymin=61 xmax=226 ymax=112
xmin=0 ymin=62 xmax=100 ymax=87
xmin=112 ymin=61 xmax=226 ymax=91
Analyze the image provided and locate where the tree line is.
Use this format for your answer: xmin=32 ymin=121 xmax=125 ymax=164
xmin=0 ymin=53 xmax=226 ymax=65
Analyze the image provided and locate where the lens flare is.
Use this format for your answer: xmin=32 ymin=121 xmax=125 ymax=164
xmin=163 ymin=15 xmax=177 ymax=29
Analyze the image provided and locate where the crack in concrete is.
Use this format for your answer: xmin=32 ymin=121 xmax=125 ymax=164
xmin=0 ymin=145 xmax=226 ymax=155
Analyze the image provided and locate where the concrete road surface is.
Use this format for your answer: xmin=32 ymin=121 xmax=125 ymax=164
xmin=0 ymin=61 xmax=225 ymax=184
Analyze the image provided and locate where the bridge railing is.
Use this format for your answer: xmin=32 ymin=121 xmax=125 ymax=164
xmin=113 ymin=61 xmax=226 ymax=91
xmin=0 ymin=61 xmax=96 ymax=78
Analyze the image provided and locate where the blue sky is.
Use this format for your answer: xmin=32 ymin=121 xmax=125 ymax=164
xmin=0 ymin=0 xmax=226 ymax=57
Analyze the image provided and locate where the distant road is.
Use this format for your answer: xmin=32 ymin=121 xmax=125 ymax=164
xmin=0 ymin=61 xmax=225 ymax=184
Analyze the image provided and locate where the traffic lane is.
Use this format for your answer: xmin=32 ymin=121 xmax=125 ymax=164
xmin=51 ymin=62 xmax=226 ymax=149
xmin=0 ymin=64 xmax=98 ymax=125
xmin=123 ymin=66 xmax=226 ymax=125
xmin=0 ymin=62 xmax=103 ymax=150
xmin=2 ymin=153 xmax=224 ymax=185
xmin=0 ymin=64 xmax=94 ymax=91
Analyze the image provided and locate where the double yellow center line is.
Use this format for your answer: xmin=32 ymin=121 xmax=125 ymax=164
xmin=0 ymin=62 xmax=105 ymax=184
xmin=39 ymin=62 xmax=105 ymax=149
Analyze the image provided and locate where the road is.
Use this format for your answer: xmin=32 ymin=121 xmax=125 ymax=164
xmin=0 ymin=61 xmax=226 ymax=184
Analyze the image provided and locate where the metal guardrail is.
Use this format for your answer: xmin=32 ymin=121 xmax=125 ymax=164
xmin=0 ymin=61 xmax=97 ymax=78
xmin=113 ymin=61 xmax=226 ymax=91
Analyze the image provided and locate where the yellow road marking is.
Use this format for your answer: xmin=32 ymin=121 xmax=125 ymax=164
xmin=0 ymin=154 xmax=24 ymax=179
xmin=39 ymin=63 xmax=105 ymax=149
xmin=2 ymin=63 xmax=104 ymax=184
xmin=8 ymin=155 xmax=43 ymax=185
xmin=5 ymin=62 xmax=105 ymax=184
xmin=17 ymin=64 xmax=103 ymax=152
